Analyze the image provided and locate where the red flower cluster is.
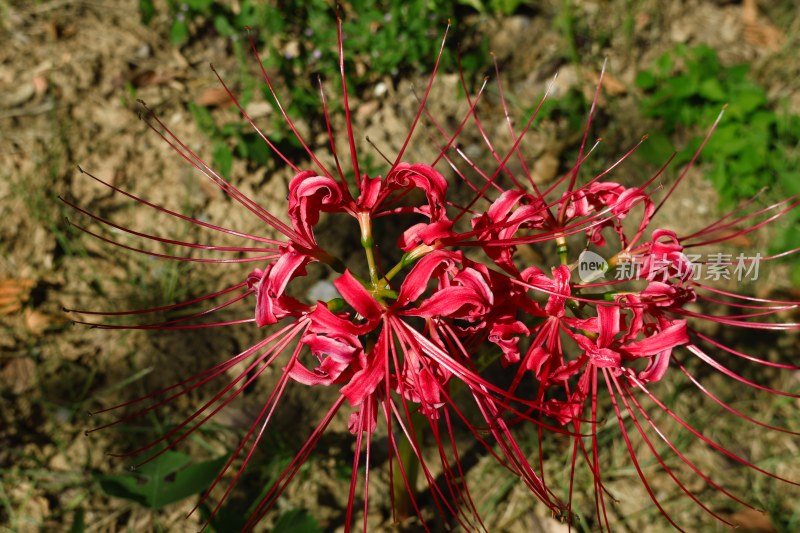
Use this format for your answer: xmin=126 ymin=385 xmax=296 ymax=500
xmin=67 ymin=22 xmax=800 ymax=532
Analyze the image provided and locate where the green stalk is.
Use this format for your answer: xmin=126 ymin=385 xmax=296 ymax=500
xmin=358 ymin=211 xmax=380 ymax=286
xmin=315 ymin=248 xmax=346 ymax=274
xmin=381 ymin=243 xmax=437 ymax=287
xmin=392 ymin=410 xmax=425 ymax=522
xmin=556 ymin=234 xmax=569 ymax=266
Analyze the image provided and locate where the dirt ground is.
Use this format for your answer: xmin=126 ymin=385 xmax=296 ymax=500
xmin=1 ymin=0 xmax=799 ymax=532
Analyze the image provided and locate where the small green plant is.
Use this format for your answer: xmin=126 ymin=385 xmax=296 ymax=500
xmin=96 ymin=449 xmax=325 ymax=531
xmin=537 ymin=85 xmax=590 ymax=133
xmin=456 ymin=0 xmax=526 ymax=17
xmin=636 ymin=44 xmax=800 ymax=283
xmin=96 ymin=451 xmax=227 ymax=509
xmin=137 ymin=1 xmax=496 ymax=176
xmin=188 ymin=102 xmax=278 ymax=178
xmin=138 ymin=0 xmax=263 ymax=47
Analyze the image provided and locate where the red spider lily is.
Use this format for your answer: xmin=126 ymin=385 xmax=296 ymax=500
xmin=450 ymin=60 xmax=800 ymax=530
xmin=63 ymin=16 xmax=800 ymax=533
xmin=63 ymin=20 xmax=577 ymax=532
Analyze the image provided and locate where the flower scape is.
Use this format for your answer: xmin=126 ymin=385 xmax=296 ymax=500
xmin=64 ymin=21 xmax=800 ymax=533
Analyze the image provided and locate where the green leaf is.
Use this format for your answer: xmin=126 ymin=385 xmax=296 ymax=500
xmin=97 ymin=451 xmax=227 ymax=509
xmin=770 ymin=224 xmax=800 ymax=257
xmin=705 ymin=123 xmax=748 ymax=156
xmin=697 ymin=77 xmax=726 ymax=101
xmin=778 ymin=171 xmax=800 ymax=197
xmin=188 ymin=103 xmax=218 ymax=136
xmin=236 ymin=0 xmax=261 ymax=28
xmin=728 ymin=154 xmax=761 ymax=180
xmin=676 ymin=105 xmax=701 ymax=127
xmin=635 ymin=70 xmax=656 ymax=90
xmin=690 ymin=44 xmax=720 ymax=73
xmin=708 ymin=159 xmax=729 ymax=199
xmin=749 ymin=109 xmax=776 ymax=130
xmin=68 ymin=508 xmax=85 ymax=533
xmin=728 ymin=87 xmax=767 ymax=118
xmin=653 ymin=52 xmax=673 ymax=76
xmin=637 ymin=131 xmax=676 ymax=166
xmin=199 ymin=454 xmax=295 ymax=531
xmin=240 ymin=133 xmax=271 ymax=166
xmin=491 ymin=0 xmax=525 ymax=15
xmin=213 ymin=142 xmax=234 ymax=178
xmin=214 ymin=15 xmax=235 ymax=37
xmin=170 ymin=20 xmax=189 ymax=46
xmin=726 ymin=63 xmax=750 ymax=82
xmin=185 ymin=0 xmax=214 ymax=12
xmin=271 ymin=509 xmax=322 ymax=533
xmin=139 ymin=0 xmax=156 ymax=25
xmin=457 ymin=0 xmax=486 ymax=13
xmin=666 ymin=74 xmax=697 ymax=99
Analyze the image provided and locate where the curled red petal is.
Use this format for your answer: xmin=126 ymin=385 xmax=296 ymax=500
xmin=590 ymin=346 xmax=622 ymax=368
xmin=301 ymin=333 xmax=360 ymax=363
xmin=289 ymin=356 xmax=350 ymax=386
xmin=333 ymin=270 xmax=383 ymax=321
xmin=288 ymin=171 xmax=345 ymax=242
xmin=355 ymin=175 xmax=383 ymax=211
xmin=596 ymin=305 xmax=620 ymax=348
xmin=341 ymin=326 xmax=387 ymax=406
xmin=396 ymin=250 xmax=462 ymax=307
xmin=489 ymin=321 xmax=529 ymax=366
xmin=347 ymin=395 xmax=378 ymax=435
xmin=307 ymin=303 xmax=375 ymax=336
xmin=397 ymin=219 xmax=455 ymax=252
xmin=624 ymin=319 xmax=689 ymax=358
xmin=408 ymin=285 xmax=488 ymax=319
xmin=386 ymin=162 xmax=448 ymax=220
xmin=269 ymin=248 xmax=309 ymax=297
xmin=637 ymin=349 xmax=672 ymax=383
xmin=249 ymin=248 xmax=311 ymax=326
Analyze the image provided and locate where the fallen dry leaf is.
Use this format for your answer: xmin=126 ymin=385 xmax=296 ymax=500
xmin=24 ymin=308 xmax=65 ymax=335
xmin=742 ymin=0 xmax=785 ymax=51
xmin=0 ymin=278 xmax=35 ymax=315
xmin=634 ymin=12 xmax=651 ymax=32
xmin=196 ymin=86 xmax=233 ymax=107
xmin=130 ymin=69 xmax=176 ymax=88
xmin=585 ymin=70 xmax=627 ymax=96
xmin=356 ymin=99 xmax=380 ymax=120
xmin=31 ymin=75 xmax=48 ymax=97
xmin=1 ymin=357 xmax=37 ymax=394
xmin=727 ymin=508 xmax=777 ymax=532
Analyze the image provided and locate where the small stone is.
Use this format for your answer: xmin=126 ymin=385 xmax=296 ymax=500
xmin=0 ymin=357 xmax=36 ymax=394
xmin=531 ymin=152 xmax=560 ymax=185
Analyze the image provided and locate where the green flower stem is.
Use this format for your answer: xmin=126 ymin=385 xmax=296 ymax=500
xmin=381 ymin=243 xmax=438 ymax=286
xmin=326 ymin=298 xmax=346 ymax=312
xmin=392 ymin=410 xmax=425 ymax=522
xmin=315 ymin=249 xmax=347 ymax=274
xmin=358 ymin=211 xmax=380 ymax=287
xmin=374 ymin=288 xmax=399 ymax=301
xmin=381 ymin=262 xmax=406 ymax=287
xmin=556 ymin=234 xmax=569 ymax=266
